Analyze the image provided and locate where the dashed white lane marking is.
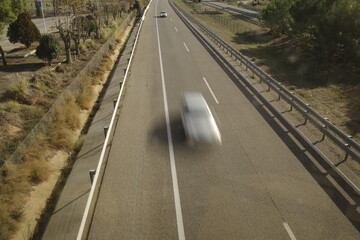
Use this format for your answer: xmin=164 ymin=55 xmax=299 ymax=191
xmin=156 ymin=1 xmax=186 ymax=240
xmin=183 ymin=42 xmax=189 ymax=52
xmin=283 ymin=222 xmax=297 ymax=240
xmin=203 ymin=77 xmax=219 ymax=104
xmin=175 ymin=27 xmax=178 ymax=32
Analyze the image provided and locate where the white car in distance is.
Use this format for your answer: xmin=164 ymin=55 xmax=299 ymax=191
xmin=160 ymin=11 xmax=168 ymax=17
xmin=181 ymin=92 xmax=222 ymax=145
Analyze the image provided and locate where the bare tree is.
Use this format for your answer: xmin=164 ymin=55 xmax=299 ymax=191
xmin=56 ymin=19 xmax=72 ymax=63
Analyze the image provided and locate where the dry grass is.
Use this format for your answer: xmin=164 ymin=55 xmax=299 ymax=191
xmin=77 ymin=53 xmax=113 ymax=110
xmin=77 ymin=80 xmax=96 ymax=110
xmin=0 ymin=12 xmax=127 ymax=239
xmin=0 ymin=164 xmax=31 ymax=239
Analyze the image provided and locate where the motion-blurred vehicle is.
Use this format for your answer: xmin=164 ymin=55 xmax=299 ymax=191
xmin=181 ymin=92 xmax=221 ymax=145
xmin=160 ymin=11 xmax=168 ymax=17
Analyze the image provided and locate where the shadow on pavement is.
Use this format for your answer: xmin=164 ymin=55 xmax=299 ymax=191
xmin=151 ymin=114 xmax=219 ymax=157
xmin=53 ymin=189 xmax=90 ymax=215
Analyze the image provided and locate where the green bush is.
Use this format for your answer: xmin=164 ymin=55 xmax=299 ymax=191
xmin=5 ymin=101 xmax=20 ymax=112
xmin=7 ymin=11 xmax=40 ymax=48
xmin=36 ymin=34 xmax=61 ymax=65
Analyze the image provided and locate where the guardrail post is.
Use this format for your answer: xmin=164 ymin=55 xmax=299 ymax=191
xmin=104 ymin=126 xmax=109 ymax=137
xmin=277 ymin=89 xmax=281 ymax=100
xmin=320 ymin=125 xmax=327 ymax=141
xmin=343 ymin=144 xmax=350 ymax=161
xmin=89 ymin=169 xmax=96 ymax=184
xmin=303 ymin=116 xmax=308 ymax=125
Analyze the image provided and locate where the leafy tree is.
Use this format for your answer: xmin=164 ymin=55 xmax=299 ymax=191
xmin=261 ymin=0 xmax=294 ymax=34
xmin=7 ymin=11 xmax=41 ymax=48
xmin=262 ymin=0 xmax=360 ymax=66
xmin=36 ymin=34 xmax=61 ymax=65
xmin=0 ymin=0 xmax=25 ymax=65
xmin=84 ymin=15 xmax=97 ymax=37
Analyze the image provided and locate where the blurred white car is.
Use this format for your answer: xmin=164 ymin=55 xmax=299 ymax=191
xmin=160 ymin=11 xmax=168 ymax=17
xmin=181 ymin=92 xmax=221 ymax=145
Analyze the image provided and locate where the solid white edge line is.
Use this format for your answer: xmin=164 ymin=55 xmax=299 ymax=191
xmin=76 ymin=2 xmax=153 ymax=239
xmin=283 ymin=222 xmax=297 ymax=240
xmin=210 ymin=105 xmax=221 ymax=126
xmin=183 ymin=42 xmax=189 ymax=52
xmin=203 ymin=77 xmax=219 ymax=104
xmin=175 ymin=27 xmax=178 ymax=32
xmin=156 ymin=1 xmax=186 ymax=240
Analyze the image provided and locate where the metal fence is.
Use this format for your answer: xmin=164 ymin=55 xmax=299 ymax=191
xmin=5 ymin=13 xmax=135 ymax=165
xmin=170 ymin=0 xmax=360 ymax=204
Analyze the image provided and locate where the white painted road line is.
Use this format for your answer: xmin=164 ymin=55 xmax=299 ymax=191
xmin=283 ymin=222 xmax=297 ymax=240
xmin=170 ymin=18 xmax=173 ymax=22
xmin=156 ymin=1 xmax=186 ymax=240
xmin=183 ymin=42 xmax=189 ymax=52
xmin=203 ymin=77 xmax=219 ymax=104
xmin=175 ymin=27 xmax=178 ymax=32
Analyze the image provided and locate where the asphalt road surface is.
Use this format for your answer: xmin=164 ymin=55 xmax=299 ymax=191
xmin=86 ymin=0 xmax=359 ymax=239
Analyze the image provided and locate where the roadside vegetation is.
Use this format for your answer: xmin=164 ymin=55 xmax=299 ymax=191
xmin=0 ymin=0 xmax=146 ymax=238
xmin=176 ymin=0 xmax=360 ymax=143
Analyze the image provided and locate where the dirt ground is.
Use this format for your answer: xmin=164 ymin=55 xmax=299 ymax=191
xmin=7 ymin=23 xmax=132 ymax=240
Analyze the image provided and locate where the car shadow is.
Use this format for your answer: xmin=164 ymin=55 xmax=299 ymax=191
xmin=150 ymin=113 xmax=219 ymax=156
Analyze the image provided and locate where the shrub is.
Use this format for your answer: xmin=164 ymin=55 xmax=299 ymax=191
xmin=9 ymin=76 xmax=29 ymax=100
xmin=0 ymin=204 xmax=16 ymax=240
xmin=34 ymin=68 xmax=58 ymax=89
xmin=23 ymin=160 xmax=49 ymax=184
xmin=7 ymin=11 xmax=40 ymax=48
xmin=5 ymin=101 xmax=20 ymax=112
xmin=79 ymin=39 xmax=87 ymax=52
xmin=36 ymin=34 xmax=61 ymax=65
xmin=19 ymin=105 xmax=43 ymax=127
xmin=84 ymin=15 xmax=97 ymax=37
xmin=77 ymin=82 xmax=95 ymax=110
xmin=47 ymin=126 xmax=76 ymax=150
xmin=53 ymin=92 xmax=81 ymax=130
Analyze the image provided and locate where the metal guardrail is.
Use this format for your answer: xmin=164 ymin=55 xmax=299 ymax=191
xmin=170 ymin=0 xmax=360 ymax=204
xmin=172 ymin=1 xmax=360 ymax=163
xmin=76 ymin=2 xmax=152 ymax=239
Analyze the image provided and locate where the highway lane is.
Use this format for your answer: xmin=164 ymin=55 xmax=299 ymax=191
xmin=87 ymin=0 xmax=359 ymax=239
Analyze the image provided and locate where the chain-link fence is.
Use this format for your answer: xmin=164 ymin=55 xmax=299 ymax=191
xmin=6 ymin=13 xmax=135 ymax=165
xmin=187 ymin=3 xmax=263 ymax=43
